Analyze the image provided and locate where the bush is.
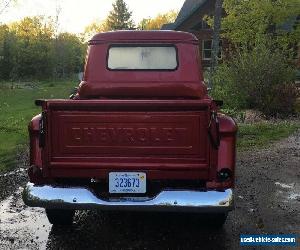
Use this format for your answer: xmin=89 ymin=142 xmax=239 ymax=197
xmin=211 ymin=43 xmax=298 ymax=117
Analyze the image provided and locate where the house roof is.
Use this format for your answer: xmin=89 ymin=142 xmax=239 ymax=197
xmin=162 ymin=0 xmax=209 ymax=30
xmin=161 ymin=23 xmax=175 ymax=30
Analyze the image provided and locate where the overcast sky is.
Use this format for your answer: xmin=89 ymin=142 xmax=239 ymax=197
xmin=1 ymin=0 xmax=185 ymax=33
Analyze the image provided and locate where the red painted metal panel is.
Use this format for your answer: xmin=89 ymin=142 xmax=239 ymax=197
xmin=53 ymin=112 xmax=205 ymax=157
xmin=80 ymin=33 xmax=207 ymax=99
xmin=49 ymin=169 xmax=208 ymax=180
xmin=41 ymin=99 xmax=216 ymax=180
xmin=89 ymin=31 xmax=199 ymax=44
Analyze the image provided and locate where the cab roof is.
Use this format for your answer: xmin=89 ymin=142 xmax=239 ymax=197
xmin=89 ymin=30 xmax=198 ymax=44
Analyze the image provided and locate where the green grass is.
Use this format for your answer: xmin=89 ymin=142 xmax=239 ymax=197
xmin=0 ymin=80 xmax=76 ymax=173
xmin=237 ymin=121 xmax=300 ymax=150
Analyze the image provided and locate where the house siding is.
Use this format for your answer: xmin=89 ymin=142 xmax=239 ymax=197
xmin=164 ymin=0 xmax=299 ymax=75
xmin=173 ymin=0 xmax=222 ymax=69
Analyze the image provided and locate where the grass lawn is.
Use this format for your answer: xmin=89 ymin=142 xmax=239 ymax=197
xmin=237 ymin=120 xmax=300 ymax=150
xmin=0 ymin=80 xmax=77 ymax=173
xmin=0 ymin=81 xmax=299 ymax=173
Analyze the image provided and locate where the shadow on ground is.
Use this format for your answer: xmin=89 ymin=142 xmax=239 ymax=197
xmin=47 ymin=211 xmax=235 ymax=250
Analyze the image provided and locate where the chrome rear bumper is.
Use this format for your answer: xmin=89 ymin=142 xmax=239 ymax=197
xmin=23 ymin=182 xmax=233 ymax=212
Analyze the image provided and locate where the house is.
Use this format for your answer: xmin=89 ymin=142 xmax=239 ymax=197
xmin=162 ymin=0 xmax=221 ymax=69
xmin=279 ymin=15 xmax=300 ymax=75
xmin=163 ymin=0 xmax=299 ymax=74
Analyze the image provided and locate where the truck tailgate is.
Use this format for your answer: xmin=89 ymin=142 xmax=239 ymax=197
xmin=40 ymin=100 xmax=217 ymax=180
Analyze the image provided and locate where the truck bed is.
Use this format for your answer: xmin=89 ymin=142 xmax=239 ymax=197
xmin=40 ymin=99 xmax=217 ymax=180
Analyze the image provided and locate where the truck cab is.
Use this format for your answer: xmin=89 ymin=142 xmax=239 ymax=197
xmin=23 ymin=31 xmax=237 ymax=226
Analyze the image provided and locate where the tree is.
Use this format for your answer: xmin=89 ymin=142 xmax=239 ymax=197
xmin=54 ymin=32 xmax=85 ymax=78
xmin=9 ymin=16 xmax=55 ymax=79
xmin=0 ymin=15 xmax=86 ymax=81
xmin=138 ymin=10 xmax=178 ymax=30
xmin=211 ymin=42 xmax=297 ymax=116
xmin=207 ymin=0 xmax=300 ymax=116
xmin=106 ymin=0 xmax=135 ymax=30
xmin=52 ymin=0 xmax=61 ymax=78
xmin=83 ymin=19 xmax=110 ymax=41
xmin=221 ymin=0 xmax=300 ymax=48
xmin=0 ymin=24 xmax=14 ymax=79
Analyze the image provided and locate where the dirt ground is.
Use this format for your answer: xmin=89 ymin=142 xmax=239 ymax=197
xmin=0 ymin=131 xmax=299 ymax=250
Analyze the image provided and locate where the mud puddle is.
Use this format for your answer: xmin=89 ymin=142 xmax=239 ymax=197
xmin=0 ymin=188 xmax=51 ymax=250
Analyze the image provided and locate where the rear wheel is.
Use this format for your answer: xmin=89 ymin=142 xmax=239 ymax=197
xmin=45 ymin=209 xmax=75 ymax=225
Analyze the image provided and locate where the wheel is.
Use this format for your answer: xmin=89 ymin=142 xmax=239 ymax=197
xmin=45 ymin=209 xmax=75 ymax=225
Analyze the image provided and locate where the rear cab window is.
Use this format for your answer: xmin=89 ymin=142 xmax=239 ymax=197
xmin=107 ymin=45 xmax=178 ymax=70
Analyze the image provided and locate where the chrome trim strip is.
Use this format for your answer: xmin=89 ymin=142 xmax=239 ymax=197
xmin=23 ymin=182 xmax=233 ymax=212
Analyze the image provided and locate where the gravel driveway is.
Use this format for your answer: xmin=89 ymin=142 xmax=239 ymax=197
xmin=0 ymin=131 xmax=299 ymax=250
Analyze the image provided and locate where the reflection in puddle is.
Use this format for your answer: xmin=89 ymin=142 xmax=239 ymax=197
xmin=275 ymin=182 xmax=295 ymax=189
xmin=275 ymin=182 xmax=300 ymax=202
xmin=0 ymin=188 xmax=232 ymax=249
xmin=0 ymin=188 xmax=51 ymax=250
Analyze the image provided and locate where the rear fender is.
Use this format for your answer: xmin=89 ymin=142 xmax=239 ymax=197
xmin=207 ymin=114 xmax=237 ymax=189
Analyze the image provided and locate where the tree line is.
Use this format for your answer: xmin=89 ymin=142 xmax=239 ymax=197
xmin=0 ymin=0 xmax=177 ymax=81
xmin=0 ymin=16 xmax=85 ymax=80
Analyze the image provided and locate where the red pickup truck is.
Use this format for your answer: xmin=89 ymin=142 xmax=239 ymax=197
xmin=23 ymin=31 xmax=237 ymax=227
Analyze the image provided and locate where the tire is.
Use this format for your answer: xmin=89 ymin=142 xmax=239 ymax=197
xmin=45 ymin=209 xmax=75 ymax=225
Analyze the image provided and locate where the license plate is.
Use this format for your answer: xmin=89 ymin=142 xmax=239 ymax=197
xmin=109 ymin=172 xmax=146 ymax=193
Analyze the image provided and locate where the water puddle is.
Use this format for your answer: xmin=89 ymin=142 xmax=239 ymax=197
xmin=275 ymin=182 xmax=294 ymax=189
xmin=0 ymin=187 xmax=51 ymax=250
xmin=275 ymin=182 xmax=300 ymax=202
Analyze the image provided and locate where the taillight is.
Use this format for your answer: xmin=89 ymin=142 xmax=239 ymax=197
xmin=217 ymin=168 xmax=232 ymax=182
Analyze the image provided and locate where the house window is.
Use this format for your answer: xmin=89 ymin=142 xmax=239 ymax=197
xmin=202 ymin=40 xmax=212 ymax=60
xmin=202 ymin=40 xmax=222 ymax=60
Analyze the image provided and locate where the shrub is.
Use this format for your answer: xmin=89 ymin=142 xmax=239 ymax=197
xmin=211 ymin=42 xmax=298 ymax=117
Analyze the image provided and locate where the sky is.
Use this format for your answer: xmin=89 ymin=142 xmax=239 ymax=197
xmin=1 ymin=0 xmax=185 ymax=34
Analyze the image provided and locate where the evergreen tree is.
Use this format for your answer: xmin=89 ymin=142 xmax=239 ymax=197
xmin=106 ymin=0 xmax=135 ymax=30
